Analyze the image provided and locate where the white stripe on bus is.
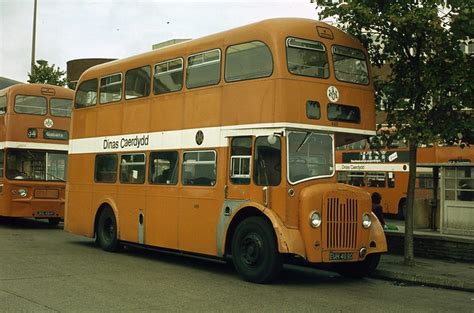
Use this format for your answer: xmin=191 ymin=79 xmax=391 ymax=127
xmin=336 ymin=163 xmax=410 ymax=172
xmin=0 ymin=141 xmax=68 ymax=151
xmin=69 ymin=122 xmax=376 ymax=155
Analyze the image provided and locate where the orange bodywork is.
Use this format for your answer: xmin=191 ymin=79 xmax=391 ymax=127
xmin=65 ymin=18 xmax=387 ymax=264
xmin=0 ymin=84 xmax=73 ymax=219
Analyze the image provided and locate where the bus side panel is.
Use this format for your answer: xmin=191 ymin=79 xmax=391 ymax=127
xmin=65 ymin=154 xmax=95 ymax=237
xmin=149 ymin=94 xmax=184 ymax=132
xmin=145 ymin=185 xmax=179 ymax=249
xmin=184 ymin=88 xmax=222 ymax=129
xmin=116 ymin=184 xmax=145 ymax=243
xmin=221 ymin=80 xmax=275 ymax=126
xmin=96 ymin=103 xmax=122 ymax=137
xmin=123 ymin=98 xmax=150 ymax=135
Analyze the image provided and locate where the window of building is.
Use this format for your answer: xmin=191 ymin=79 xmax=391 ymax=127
xmin=120 ymin=154 xmax=146 ymax=184
xmin=225 ymin=41 xmax=273 ymax=82
xmin=94 ymin=154 xmax=118 ymax=183
xmin=182 ymin=150 xmax=216 ymax=186
xmin=254 ymin=136 xmax=281 ymax=186
xmin=186 ymin=49 xmax=221 ymax=89
xmin=125 ymin=66 xmax=151 ymax=100
xmin=100 ymin=73 xmax=122 ymax=104
xmin=230 ymin=137 xmax=252 ymax=184
xmin=286 ymin=37 xmax=329 ymax=78
xmin=154 ymin=58 xmax=183 ymax=94
xmin=14 ymin=95 xmax=47 ymax=115
xmin=50 ymin=98 xmax=73 ymax=117
xmin=332 ymin=45 xmax=369 ymax=85
xmin=75 ymin=79 xmax=98 ymax=108
xmin=327 ymin=103 xmax=361 ymax=123
xmin=0 ymin=95 xmax=6 ymax=114
xmin=149 ymin=151 xmax=179 ymax=184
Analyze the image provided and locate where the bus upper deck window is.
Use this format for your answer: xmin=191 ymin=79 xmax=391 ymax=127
xmin=75 ymin=79 xmax=98 ymax=108
xmin=225 ymin=41 xmax=273 ymax=82
xmin=125 ymin=66 xmax=151 ymax=100
xmin=332 ymin=45 xmax=369 ymax=85
xmin=154 ymin=58 xmax=183 ymax=95
xmin=286 ymin=37 xmax=329 ymax=78
xmin=186 ymin=49 xmax=221 ymax=89
xmin=328 ymin=103 xmax=361 ymax=123
xmin=51 ymin=98 xmax=73 ymax=117
xmin=100 ymin=73 xmax=122 ymax=104
xmin=0 ymin=95 xmax=6 ymax=114
xmin=14 ymin=95 xmax=47 ymax=115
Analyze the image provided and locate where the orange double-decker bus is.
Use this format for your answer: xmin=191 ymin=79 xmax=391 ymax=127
xmin=336 ymin=142 xmax=474 ymax=218
xmin=65 ymin=18 xmax=386 ymax=283
xmin=0 ymin=84 xmax=73 ymax=225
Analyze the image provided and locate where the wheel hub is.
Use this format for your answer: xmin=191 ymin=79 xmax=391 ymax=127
xmin=241 ymin=233 xmax=263 ymax=266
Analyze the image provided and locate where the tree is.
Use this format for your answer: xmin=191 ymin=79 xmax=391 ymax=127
xmin=318 ymin=0 xmax=473 ymax=265
xmin=28 ymin=60 xmax=67 ymax=86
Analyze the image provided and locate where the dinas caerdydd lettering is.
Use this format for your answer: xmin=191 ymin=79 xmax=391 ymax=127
xmin=103 ymin=135 xmax=149 ymax=150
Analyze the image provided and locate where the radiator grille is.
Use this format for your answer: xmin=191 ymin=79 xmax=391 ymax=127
xmin=326 ymin=197 xmax=358 ymax=249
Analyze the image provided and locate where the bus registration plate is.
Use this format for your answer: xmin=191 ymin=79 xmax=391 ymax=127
xmin=329 ymin=252 xmax=353 ymax=261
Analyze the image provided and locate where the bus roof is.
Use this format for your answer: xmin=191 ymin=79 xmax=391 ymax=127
xmin=0 ymin=83 xmax=74 ymax=99
xmin=79 ymin=18 xmax=364 ymax=81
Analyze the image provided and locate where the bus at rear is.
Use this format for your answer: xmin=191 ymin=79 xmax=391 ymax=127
xmin=0 ymin=84 xmax=73 ymax=225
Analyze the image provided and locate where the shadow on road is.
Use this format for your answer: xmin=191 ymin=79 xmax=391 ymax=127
xmin=69 ymin=238 xmax=360 ymax=286
xmin=0 ymin=216 xmax=63 ymax=230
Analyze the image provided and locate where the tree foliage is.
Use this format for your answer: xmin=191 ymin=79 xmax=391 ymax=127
xmin=28 ymin=60 xmax=67 ymax=86
xmin=317 ymin=0 xmax=473 ymax=264
xmin=318 ymin=0 xmax=473 ymax=146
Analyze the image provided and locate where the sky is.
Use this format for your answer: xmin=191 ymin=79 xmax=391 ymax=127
xmin=0 ymin=0 xmax=318 ymax=82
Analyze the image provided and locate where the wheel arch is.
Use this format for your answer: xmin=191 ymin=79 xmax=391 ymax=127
xmin=223 ymin=205 xmax=305 ymax=258
xmin=93 ymin=201 xmax=119 ymax=238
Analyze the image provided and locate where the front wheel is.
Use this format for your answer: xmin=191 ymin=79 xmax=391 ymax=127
xmin=48 ymin=218 xmax=61 ymax=226
xmin=231 ymin=217 xmax=282 ymax=283
xmin=334 ymin=253 xmax=381 ymax=278
xmin=96 ymin=207 xmax=120 ymax=252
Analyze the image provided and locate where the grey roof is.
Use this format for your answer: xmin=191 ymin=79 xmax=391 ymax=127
xmin=0 ymin=77 xmax=23 ymax=90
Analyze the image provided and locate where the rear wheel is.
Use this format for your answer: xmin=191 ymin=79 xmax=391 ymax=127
xmin=231 ymin=216 xmax=282 ymax=283
xmin=334 ymin=253 xmax=381 ymax=278
xmin=97 ymin=207 xmax=120 ymax=252
xmin=48 ymin=218 xmax=61 ymax=226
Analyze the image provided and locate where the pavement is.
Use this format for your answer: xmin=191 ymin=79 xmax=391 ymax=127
xmin=373 ymin=219 xmax=474 ymax=292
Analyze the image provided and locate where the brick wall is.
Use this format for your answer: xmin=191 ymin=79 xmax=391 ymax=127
xmin=386 ymin=232 xmax=474 ymax=263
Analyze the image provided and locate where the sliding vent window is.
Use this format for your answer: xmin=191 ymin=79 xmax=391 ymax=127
xmin=230 ymin=137 xmax=252 ymax=184
xmin=332 ymin=45 xmax=369 ymax=85
xmin=51 ymin=98 xmax=73 ymax=117
xmin=286 ymin=37 xmax=329 ymax=78
xmin=75 ymin=79 xmax=98 ymax=108
xmin=225 ymin=41 xmax=272 ymax=82
xmin=100 ymin=73 xmax=122 ymax=104
xmin=14 ymin=95 xmax=47 ymax=115
xmin=154 ymin=58 xmax=183 ymax=94
xmin=125 ymin=66 xmax=151 ymax=100
xmin=186 ymin=49 xmax=221 ymax=89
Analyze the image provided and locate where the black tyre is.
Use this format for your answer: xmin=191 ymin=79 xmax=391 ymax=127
xmin=96 ymin=207 xmax=120 ymax=252
xmin=334 ymin=253 xmax=381 ymax=278
xmin=231 ymin=217 xmax=282 ymax=283
xmin=48 ymin=218 xmax=61 ymax=226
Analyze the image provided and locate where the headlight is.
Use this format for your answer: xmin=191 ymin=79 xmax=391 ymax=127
xmin=362 ymin=213 xmax=372 ymax=229
xmin=18 ymin=189 xmax=28 ymax=198
xmin=310 ymin=211 xmax=322 ymax=228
